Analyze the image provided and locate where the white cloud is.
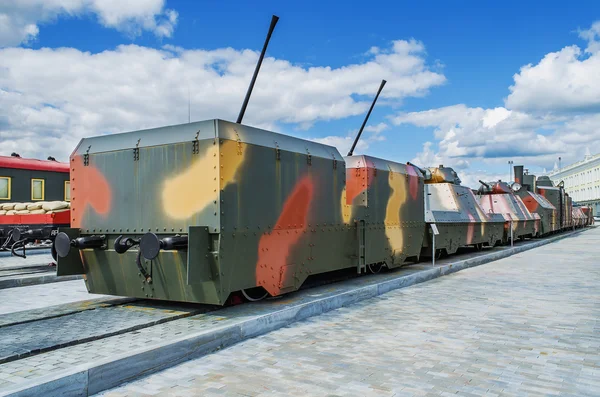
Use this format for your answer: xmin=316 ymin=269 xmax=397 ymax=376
xmin=579 ymin=20 xmax=600 ymax=54
xmin=0 ymin=39 xmax=445 ymax=160
xmin=393 ymin=20 xmax=600 ymax=183
xmin=309 ymin=123 xmax=389 ymax=155
xmin=394 ymin=103 xmax=600 ymax=176
xmin=0 ymin=0 xmax=178 ymax=46
xmin=364 ymin=122 xmax=388 ymax=134
xmin=505 ymin=21 xmax=600 ymax=114
xmin=459 ymin=170 xmax=508 ymax=191
xmin=311 ymin=135 xmax=368 ymax=155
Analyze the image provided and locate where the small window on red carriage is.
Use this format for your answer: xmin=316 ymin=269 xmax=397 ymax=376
xmin=0 ymin=177 xmax=10 ymax=200
xmin=32 ymin=178 xmax=45 ymax=201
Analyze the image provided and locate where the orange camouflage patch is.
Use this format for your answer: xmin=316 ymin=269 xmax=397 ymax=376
xmin=256 ymin=175 xmax=314 ymax=296
xmin=71 ymin=155 xmax=112 ymax=227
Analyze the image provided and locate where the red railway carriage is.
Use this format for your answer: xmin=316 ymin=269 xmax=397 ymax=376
xmin=0 ymin=153 xmax=71 ymax=256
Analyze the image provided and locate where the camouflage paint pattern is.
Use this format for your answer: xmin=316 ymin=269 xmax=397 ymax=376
xmin=536 ymin=176 xmax=573 ymax=230
xmin=515 ymin=190 xmax=558 ymax=235
xmin=476 ymin=181 xmax=540 ymax=240
xmin=58 ymin=120 xmax=425 ymax=305
xmin=343 ymin=155 xmax=425 ymax=269
xmin=572 ymin=207 xmax=587 ymax=227
xmin=511 ymin=167 xmax=557 ymax=236
xmin=565 ymin=195 xmax=573 ymax=228
xmin=420 ymin=166 xmax=505 ymax=256
xmin=580 ymin=206 xmax=594 ymax=225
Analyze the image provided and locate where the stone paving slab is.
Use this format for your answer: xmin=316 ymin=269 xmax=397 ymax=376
xmin=97 ymin=226 xmax=600 ymax=397
xmin=0 ymin=228 xmax=590 ymax=396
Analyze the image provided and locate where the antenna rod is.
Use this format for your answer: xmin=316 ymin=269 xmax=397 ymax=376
xmin=236 ymin=15 xmax=279 ymax=124
xmin=348 ymin=79 xmax=387 ymax=156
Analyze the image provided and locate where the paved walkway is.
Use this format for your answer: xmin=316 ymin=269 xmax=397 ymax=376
xmin=98 ymin=228 xmax=600 ymax=397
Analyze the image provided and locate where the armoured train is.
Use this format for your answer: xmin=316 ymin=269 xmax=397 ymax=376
xmin=0 ymin=153 xmax=71 ymax=256
xmin=48 ymin=15 xmax=592 ymax=305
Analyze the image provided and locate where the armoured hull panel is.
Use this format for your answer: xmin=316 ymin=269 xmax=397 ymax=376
xmin=581 ymin=206 xmax=594 ymax=225
xmin=517 ymin=191 xmax=558 ymax=235
xmin=572 ymin=207 xmax=586 ymax=227
xmin=421 ymin=184 xmax=504 ymax=256
xmin=476 ymin=193 xmax=539 ymax=240
xmin=565 ymin=196 xmax=573 ymax=228
xmin=344 ymin=155 xmax=425 ymax=268
xmin=537 ymin=186 xmax=569 ymax=229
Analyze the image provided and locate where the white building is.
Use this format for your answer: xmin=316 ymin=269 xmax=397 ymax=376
xmin=545 ymin=151 xmax=600 ymax=214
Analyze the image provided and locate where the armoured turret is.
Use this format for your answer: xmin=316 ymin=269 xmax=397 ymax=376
xmin=426 ymin=165 xmax=461 ymax=185
xmin=406 ymin=163 xmax=461 ymax=185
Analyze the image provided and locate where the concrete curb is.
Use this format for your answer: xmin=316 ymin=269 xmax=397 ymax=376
xmin=0 ymin=274 xmax=81 ymax=290
xmin=0 ymin=228 xmax=589 ymax=397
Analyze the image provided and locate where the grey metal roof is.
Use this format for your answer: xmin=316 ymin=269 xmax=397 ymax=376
xmin=344 ymin=154 xmax=419 ymax=175
xmin=72 ymin=119 xmax=344 ymax=160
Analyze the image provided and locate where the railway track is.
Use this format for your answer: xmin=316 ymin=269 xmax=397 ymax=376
xmin=0 ymin=252 xmax=409 ymax=368
xmin=0 ymin=298 xmax=215 ymax=365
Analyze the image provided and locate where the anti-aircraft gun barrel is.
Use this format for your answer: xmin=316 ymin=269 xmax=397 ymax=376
xmin=348 ymin=79 xmax=387 ymax=156
xmin=236 ymin=15 xmax=279 ymax=124
xmin=478 ymin=180 xmax=490 ymax=188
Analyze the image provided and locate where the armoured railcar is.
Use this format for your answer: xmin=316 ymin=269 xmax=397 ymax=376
xmin=536 ymin=176 xmax=572 ymax=229
xmin=476 ymin=181 xmax=540 ymax=241
xmin=572 ymin=206 xmax=586 ymax=228
xmin=512 ymin=166 xmax=558 ymax=236
xmin=344 ymin=155 xmax=425 ymax=270
xmin=580 ymin=206 xmax=594 ymax=225
xmin=415 ymin=164 xmax=505 ymax=256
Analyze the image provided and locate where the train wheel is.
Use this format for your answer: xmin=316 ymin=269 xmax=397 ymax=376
xmin=367 ymin=262 xmax=384 ymax=274
xmin=241 ymin=287 xmax=269 ymax=302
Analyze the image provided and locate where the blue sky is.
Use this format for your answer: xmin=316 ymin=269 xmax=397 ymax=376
xmin=1 ymin=0 xmax=599 ymax=187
